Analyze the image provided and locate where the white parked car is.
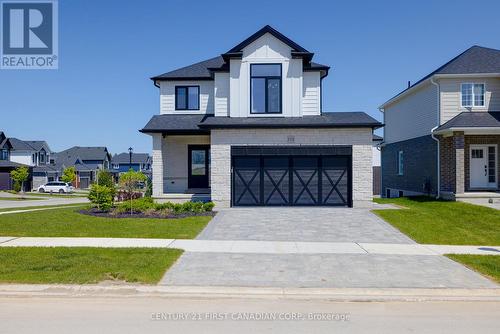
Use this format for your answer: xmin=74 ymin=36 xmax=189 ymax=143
xmin=37 ymin=182 xmax=74 ymax=194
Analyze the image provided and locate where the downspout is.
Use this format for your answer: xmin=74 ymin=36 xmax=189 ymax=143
xmin=430 ymin=76 xmax=440 ymax=199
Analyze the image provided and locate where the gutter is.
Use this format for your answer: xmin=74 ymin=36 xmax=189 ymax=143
xmin=430 ymin=76 xmax=440 ymax=199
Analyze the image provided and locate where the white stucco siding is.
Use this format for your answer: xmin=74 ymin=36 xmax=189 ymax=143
xmin=163 ymin=135 xmax=210 ymax=193
xmin=9 ymin=151 xmax=33 ymax=166
xmin=383 ymin=83 xmax=438 ymax=144
xmin=210 ymin=128 xmax=373 ymax=208
xmin=160 ymin=81 xmax=214 ymax=115
xmin=439 ymin=77 xmax=500 ymax=123
xmin=302 ymin=71 xmax=321 ymax=115
xmin=229 ymin=33 xmax=303 ymax=118
xmin=214 ymin=72 xmax=229 ymax=116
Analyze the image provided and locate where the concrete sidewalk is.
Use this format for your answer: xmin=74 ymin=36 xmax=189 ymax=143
xmin=0 ymin=236 xmax=499 ymax=256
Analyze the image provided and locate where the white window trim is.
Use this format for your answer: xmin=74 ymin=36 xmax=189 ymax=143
xmin=397 ymin=151 xmax=404 ymax=176
xmin=460 ymin=82 xmax=486 ymax=108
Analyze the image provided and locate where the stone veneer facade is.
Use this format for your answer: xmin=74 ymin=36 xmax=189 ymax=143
xmin=210 ymin=128 xmax=373 ymax=208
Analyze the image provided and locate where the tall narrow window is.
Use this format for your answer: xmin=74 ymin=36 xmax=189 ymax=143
xmin=250 ymin=64 xmax=282 ymax=114
xmin=461 ymin=83 xmax=485 ymax=107
xmin=175 ymin=86 xmax=199 ymax=110
xmin=397 ymin=151 xmax=404 ymax=175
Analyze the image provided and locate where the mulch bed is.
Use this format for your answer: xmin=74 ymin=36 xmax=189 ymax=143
xmin=79 ymin=208 xmax=216 ymax=219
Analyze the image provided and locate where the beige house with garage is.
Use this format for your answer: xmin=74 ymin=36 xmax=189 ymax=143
xmin=141 ymin=25 xmax=381 ymax=208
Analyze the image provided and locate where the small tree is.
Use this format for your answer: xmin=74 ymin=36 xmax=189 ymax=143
xmin=97 ymin=170 xmax=116 ymax=199
xmin=10 ymin=166 xmax=29 ymax=193
xmin=119 ymin=169 xmax=147 ymax=214
xmin=144 ymin=177 xmax=152 ymax=198
xmin=88 ymin=184 xmax=113 ymax=211
xmin=60 ymin=167 xmax=76 ymax=184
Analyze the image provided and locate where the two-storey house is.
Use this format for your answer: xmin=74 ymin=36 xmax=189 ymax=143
xmin=141 ymin=26 xmax=381 ymax=208
xmin=111 ymin=152 xmax=152 ymax=176
xmin=380 ymin=46 xmax=500 ymax=199
xmin=52 ymin=146 xmax=112 ymax=189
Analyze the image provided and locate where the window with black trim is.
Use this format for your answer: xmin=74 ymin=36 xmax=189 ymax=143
xmin=250 ymin=64 xmax=282 ymax=114
xmin=175 ymin=86 xmax=200 ymax=110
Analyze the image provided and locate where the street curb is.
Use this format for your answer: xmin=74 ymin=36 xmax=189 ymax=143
xmin=0 ymin=285 xmax=499 ymax=302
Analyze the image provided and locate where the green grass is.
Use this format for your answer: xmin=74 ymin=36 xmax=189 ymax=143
xmin=446 ymin=255 xmax=500 ymax=283
xmin=0 ymin=203 xmax=85 ymax=213
xmin=0 ymin=206 xmax=212 ymax=239
xmin=373 ymin=197 xmax=500 ymax=245
xmin=0 ymin=247 xmax=182 ymax=284
xmin=0 ymin=197 xmax=42 ymax=201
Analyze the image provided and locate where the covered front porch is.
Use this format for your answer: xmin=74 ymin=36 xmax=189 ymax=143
xmin=152 ymin=133 xmax=212 ymax=200
xmin=437 ymin=132 xmax=499 ymax=199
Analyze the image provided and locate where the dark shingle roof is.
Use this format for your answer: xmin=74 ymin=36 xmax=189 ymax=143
xmin=8 ymin=138 xmax=49 ymax=152
xmin=373 ymin=134 xmax=383 ymax=141
xmin=112 ymin=153 xmax=151 ymax=164
xmin=53 ymin=146 xmax=110 ymax=169
xmin=151 ymin=56 xmax=225 ymax=81
xmin=381 ymin=46 xmax=500 ymax=108
xmin=140 ymin=114 xmax=210 ymax=134
xmin=0 ymin=160 xmax=28 ymax=168
xmin=151 ymin=26 xmax=330 ymax=81
xmin=435 ymin=112 xmax=500 ymax=132
xmin=198 ymin=113 xmax=381 ymax=129
xmin=141 ymin=113 xmax=382 ymax=133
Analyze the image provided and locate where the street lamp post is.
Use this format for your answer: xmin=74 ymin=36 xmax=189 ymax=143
xmin=128 ymin=147 xmax=133 ymax=171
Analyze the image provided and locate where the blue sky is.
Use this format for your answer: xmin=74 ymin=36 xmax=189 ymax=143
xmin=1 ymin=0 xmax=499 ymax=154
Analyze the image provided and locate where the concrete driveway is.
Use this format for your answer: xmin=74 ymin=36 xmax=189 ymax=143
xmin=161 ymin=207 xmax=498 ymax=288
xmin=197 ymin=208 xmax=414 ymax=243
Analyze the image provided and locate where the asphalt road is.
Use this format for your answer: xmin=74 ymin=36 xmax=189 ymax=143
xmin=1 ymin=297 xmax=499 ymax=333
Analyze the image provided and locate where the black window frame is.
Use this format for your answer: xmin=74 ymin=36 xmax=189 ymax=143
xmin=250 ymin=63 xmax=282 ymax=114
xmin=175 ymin=85 xmax=200 ymax=111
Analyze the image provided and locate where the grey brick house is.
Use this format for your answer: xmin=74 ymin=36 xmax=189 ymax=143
xmin=379 ymin=46 xmax=500 ymax=199
xmin=141 ymin=26 xmax=381 ymax=208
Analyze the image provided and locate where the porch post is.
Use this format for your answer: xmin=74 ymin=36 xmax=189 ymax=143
xmin=152 ymin=133 xmax=164 ymax=197
xmin=454 ymin=131 xmax=465 ymax=194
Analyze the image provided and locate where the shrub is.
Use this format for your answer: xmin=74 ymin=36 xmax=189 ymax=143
xmin=154 ymin=202 xmax=175 ymax=211
xmin=12 ymin=181 xmax=21 ymax=193
xmin=116 ymin=190 xmax=142 ymax=202
xmin=202 ymin=202 xmax=215 ymax=212
xmin=145 ymin=178 xmax=152 ymax=198
xmin=88 ymin=184 xmax=113 ymax=211
xmin=97 ymin=170 xmax=116 ymax=198
xmin=116 ymin=196 xmax=154 ymax=214
xmin=10 ymin=166 xmax=29 ymax=193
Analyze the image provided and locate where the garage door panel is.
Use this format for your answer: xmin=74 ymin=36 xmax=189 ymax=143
xmin=232 ymin=153 xmax=351 ymax=207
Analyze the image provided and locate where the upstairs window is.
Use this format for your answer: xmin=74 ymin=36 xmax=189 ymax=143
xmin=250 ymin=64 xmax=282 ymax=114
xmin=175 ymin=86 xmax=199 ymax=110
xmin=461 ymin=83 xmax=485 ymax=107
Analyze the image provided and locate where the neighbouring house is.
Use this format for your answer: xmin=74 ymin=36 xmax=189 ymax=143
xmin=52 ymin=146 xmax=112 ymax=189
xmin=0 ymin=132 xmax=54 ymax=190
xmin=111 ymin=152 xmax=152 ymax=177
xmin=0 ymin=131 xmax=22 ymax=191
xmin=141 ymin=25 xmax=382 ymax=208
xmin=372 ymin=134 xmax=383 ymax=196
xmin=379 ymin=45 xmax=500 ymax=199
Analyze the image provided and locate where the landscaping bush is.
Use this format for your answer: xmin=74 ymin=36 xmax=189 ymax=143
xmin=97 ymin=170 xmax=116 ymax=198
xmin=88 ymin=184 xmax=113 ymax=211
xmin=202 ymin=202 xmax=215 ymax=212
xmin=145 ymin=178 xmax=152 ymax=198
xmin=116 ymin=190 xmax=142 ymax=202
xmin=12 ymin=181 xmax=21 ymax=193
xmin=115 ymin=196 xmax=155 ymax=214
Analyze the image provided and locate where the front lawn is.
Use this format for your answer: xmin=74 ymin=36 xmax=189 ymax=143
xmin=0 ymin=203 xmax=85 ymax=213
xmin=446 ymin=255 xmax=500 ymax=283
xmin=0 ymin=247 xmax=182 ymax=284
xmin=23 ymin=192 xmax=88 ymax=198
xmin=0 ymin=206 xmax=212 ymax=239
xmin=373 ymin=197 xmax=500 ymax=245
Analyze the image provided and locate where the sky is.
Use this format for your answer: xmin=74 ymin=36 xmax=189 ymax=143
xmin=1 ymin=0 xmax=500 ymax=154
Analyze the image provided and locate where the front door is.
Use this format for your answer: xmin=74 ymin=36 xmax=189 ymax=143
xmin=188 ymin=145 xmax=210 ymax=189
xmin=470 ymin=145 xmax=497 ymax=189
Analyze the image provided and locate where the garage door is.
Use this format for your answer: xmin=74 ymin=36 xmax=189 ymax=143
xmin=0 ymin=172 xmax=11 ymax=190
xmin=231 ymin=146 xmax=352 ymax=207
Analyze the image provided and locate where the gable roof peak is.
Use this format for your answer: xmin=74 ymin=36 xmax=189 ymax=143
xmin=225 ymin=25 xmax=309 ymax=54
